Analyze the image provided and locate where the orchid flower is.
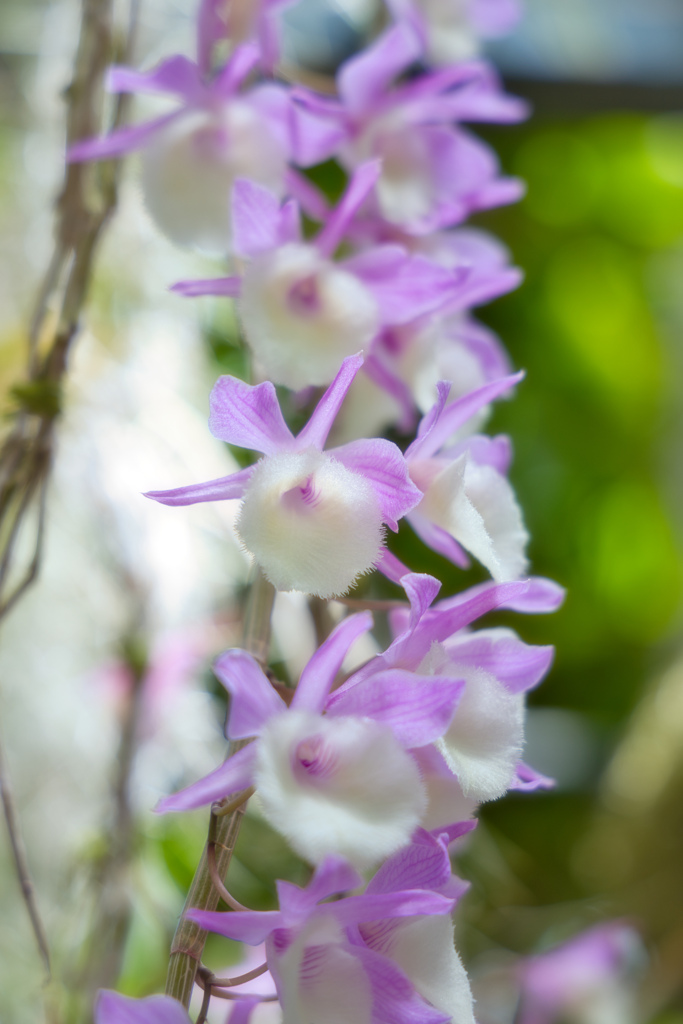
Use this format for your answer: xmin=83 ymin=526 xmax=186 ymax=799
xmin=405 ymin=372 xmax=530 ymax=581
xmin=292 ymin=23 xmax=526 ymax=234
xmin=145 ymin=354 xmax=422 ymax=598
xmin=172 ymin=163 xmax=462 ymax=388
xmin=334 ymin=571 xmax=561 ymax=816
xmin=187 ymin=854 xmax=466 ymax=1024
xmin=68 ymin=42 xmax=291 ymax=253
xmin=517 ymin=921 xmax=644 ymax=1024
xmin=386 ymin=0 xmax=523 ymax=67
xmin=157 ymin=611 xmax=465 ymax=868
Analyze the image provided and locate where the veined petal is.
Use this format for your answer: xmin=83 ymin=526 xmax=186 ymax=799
xmin=352 ymin=944 xmax=451 ymax=1024
xmin=330 ymin=890 xmax=454 ymax=928
xmin=209 ymin=376 xmax=294 ymax=453
xmin=366 ymin=829 xmax=453 ymax=895
xmin=170 ymin=275 xmax=242 ymax=298
xmin=295 ymin=353 xmax=364 ymax=450
xmin=232 ymin=177 xmax=283 ymax=258
xmin=291 ymin=856 xmax=364 ymax=910
xmin=294 ymin=611 xmax=374 ymax=712
xmin=327 ymin=670 xmax=464 ymax=748
xmin=333 ymin=438 xmax=423 ymax=530
xmin=214 ymin=649 xmax=288 ymax=738
xmin=144 ymin=465 xmax=254 ymax=506
xmin=343 ymin=247 xmax=457 ymax=325
xmin=156 ymin=743 xmax=257 ymax=813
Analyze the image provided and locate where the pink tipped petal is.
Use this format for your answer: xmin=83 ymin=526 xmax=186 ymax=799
xmin=408 ymin=371 xmax=524 ymax=460
xmin=408 ymin=512 xmax=471 ymax=569
xmin=315 ymin=161 xmax=383 ymax=257
xmin=156 ymin=743 xmax=257 ymax=813
xmin=333 ymin=438 xmax=423 ymax=530
xmin=401 ymin=573 xmax=442 ymax=632
xmin=511 ymin=761 xmax=556 ymax=791
xmin=144 ymin=466 xmax=254 ymax=506
xmin=67 ymin=111 xmax=181 ymax=162
xmin=187 ymin=907 xmax=283 ymax=944
xmin=107 ymin=56 xmax=203 ymax=100
xmin=213 ymin=42 xmax=261 ymax=97
xmin=327 ymin=670 xmax=464 ymax=748
xmin=232 ymin=178 xmax=283 ymax=258
xmin=209 ymin=376 xmax=294 ymax=453
xmin=170 ymin=276 xmax=242 ymax=298
xmin=294 ymin=353 xmax=364 ymax=450
xmin=447 ymin=632 xmax=555 ymax=693
xmin=338 ymin=23 xmax=421 ymax=116
xmin=294 ymin=611 xmax=374 ymax=712
xmin=214 ymin=649 xmax=288 ymax=738
xmin=95 ymin=990 xmax=192 ymax=1024
xmin=503 ymin=576 xmax=566 ymax=612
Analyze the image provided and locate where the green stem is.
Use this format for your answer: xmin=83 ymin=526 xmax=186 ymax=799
xmin=165 ymin=568 xmax=275 ymax=1007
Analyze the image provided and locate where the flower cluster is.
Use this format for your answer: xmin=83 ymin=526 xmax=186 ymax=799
xmin=72 ymin=1 xmax=566 ymax=1022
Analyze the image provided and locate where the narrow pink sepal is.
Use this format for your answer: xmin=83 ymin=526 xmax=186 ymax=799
xmin=408 ymin=512 xmax=470 ymax=569
xmin=107 ymin=56 xmax=202 ymax=100
xmin=232 ymin=178 xmax=282 ymax=258
xmin=214 ymin=649 xmax=288 ymax=738
xmin=187 ymin=907 xmax=283 ymax=944
xmin=294 ymin=353 xmax=364 ymax=450
xmin=376 ymin=548 xmax=413 ymax=585
xmin=95 ymin=990 xmax=192 ymax=1024
xmin=293 ymin=611 xmax=373 ymax=712
xmin=155 ymin=744 xmax=257 ymax=813
xmin=327 ymin=670 xmax=465 ymax=747
xmin=338 ymin=22 xmax=421 ymax=117
xmin=67 ymin=111 xmax=181 ymax=162
xmin=315 ymin=161 xmax=382 ymax=257
xmin=170 ymin=276 xmax=242 ymax=298
xmin=144 ymin=466 xmax=254 ymax=506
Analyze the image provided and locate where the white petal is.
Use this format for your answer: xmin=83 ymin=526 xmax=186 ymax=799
xmin=255 ymin=710 xmax=426 ymax=868
xmin=141 ymin=104 xmax=286 ymax=254
xmin=236 ymin=449 xmax=384 ymax=598
xmin=239 ymin=243 xmax=379 ymax=388
xmin=365 ymin=914 xmax=476 ymax=1024
xmin=438 ymin=666 xmax=525 ymax=801
xmin=417 ymin=454 xmax=528 ymax=581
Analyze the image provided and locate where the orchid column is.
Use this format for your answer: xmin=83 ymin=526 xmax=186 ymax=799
xmin=68 ymin=1 xmax=565 ymax=1021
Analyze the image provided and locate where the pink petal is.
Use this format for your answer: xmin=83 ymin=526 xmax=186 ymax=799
xmin=338 ymin=23 xmax=421 ymax=117
xmin=67 ymin=111 xmax=181 ymax=162
xmin=316 ymin=161 xmax=382 ymax=258
xmin=408 ymin=512 xmax=470 ymax=569
xmin=107 ymin=56 xmax=203 ymax=101
xmin=327 ymin=670 xmax=464 ymax=747
xmin=170 ymin=276 xmax=242 ymax=298
xmin=376 ymin=548 xmax=413 ymax=585
xmin=209 ymin=377 xmax=294 ymax=453
xmin=366 ymin=829 xmax=452 ymax=895
xmin=446 ymin=633 xmax=554 ymax=694
xmin=155 ymin=744 xmax=257 ymax=813
xmin=212 ymin=42 xmax=261 ymax=97
xmin=214 ymin=649 xmax=288 ymax=738
xmin=95 ymin=990 xmax=192 ymax=1024
xmin=144 ymin=466 xmax=254 ymax=506
xmin=294 ymin=353 xmax=364 ymax=450
xmin=232 ymin=178 xmax=282 ymax=258
xmin=343 ymin=248 xmax=457 ymax=325
xmin=333 ymin=438 xmax=423 ymax=530
xmin=293 ymin=611 xmax=374 ymax=712
xmin=187 ymin=907 xmax=283 ymax=944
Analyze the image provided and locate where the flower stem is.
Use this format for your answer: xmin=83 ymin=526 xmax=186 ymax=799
xmin=165 ymin=568 xmax=275 ymax=1007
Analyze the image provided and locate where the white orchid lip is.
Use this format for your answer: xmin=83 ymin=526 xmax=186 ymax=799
xmin=236 ymin=448 xmax=385 ymax=599
xmin=255 ymin=709 xmax=426 ymax=868
xmin=239 ymin=243 xmax=380 ymax=389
